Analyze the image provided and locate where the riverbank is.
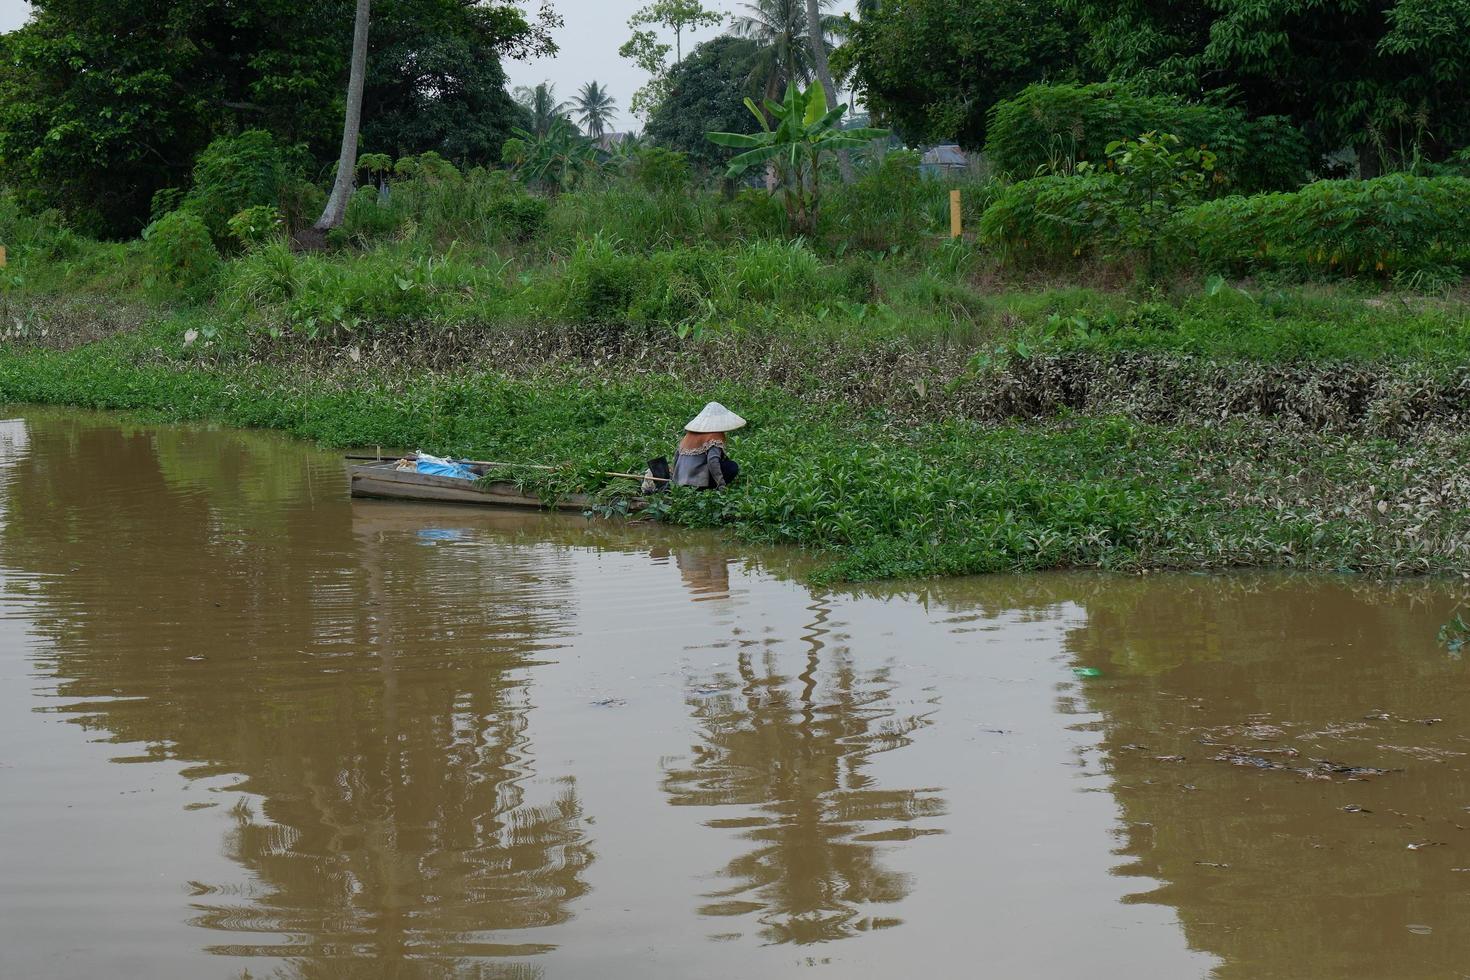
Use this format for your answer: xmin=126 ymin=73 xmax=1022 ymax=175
xmin=2 ymin=290 xmax=1467 ymax=582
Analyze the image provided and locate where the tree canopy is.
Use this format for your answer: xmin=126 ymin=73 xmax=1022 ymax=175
xmin=1060 ymin=0 xmax=1470 ymax=168
xmin=644 ymin=36 xmax=763 ymax=171
xmin=0 ymin=0 xmax=552 ymax=235
xmin=838 ymin=0 xmax=1078 ymax=150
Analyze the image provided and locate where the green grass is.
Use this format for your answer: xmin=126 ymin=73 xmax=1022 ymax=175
xmin=4 ymin=178 xmax=1470 ymax=582
xmin=0 ymin=317 xmax=1465 ymax=583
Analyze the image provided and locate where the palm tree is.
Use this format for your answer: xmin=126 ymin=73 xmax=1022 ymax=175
xmin=514 ymin=82 xmax=573 ymax=138
xmin=731 ymin=0 xmax=844 ymax=103
xmin=572 ymin=81 xmax=619 ymax=140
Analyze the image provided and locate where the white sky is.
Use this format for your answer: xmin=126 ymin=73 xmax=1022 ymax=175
xmin=0 ymin=0 xmax=857 ymax=134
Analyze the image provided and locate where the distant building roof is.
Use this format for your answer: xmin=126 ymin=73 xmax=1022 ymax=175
xmin=921 ymin=144 xmax=967 ymax=168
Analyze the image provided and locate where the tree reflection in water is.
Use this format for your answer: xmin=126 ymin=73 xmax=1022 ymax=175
xmin=662 ymin=571 xmax=947 ymax=944
xmin=1 ymin=413 xmax=593 ymax=978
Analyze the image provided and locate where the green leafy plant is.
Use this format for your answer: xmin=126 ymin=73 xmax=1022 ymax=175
xmin=1175 ymin=174 xmax=1470 ymax=277
xmin=986 ymin=83 xmax=1307 ymax=193
xmin=141 ymin=210 xmax=219 ymax=291
xmin=227 ymin=205 xmax=285 ymax=250
xmin=505 ymin=118 xmax=602 ymax=191
xmin=707 ymin=81 xmax=888 ymax=235
xmin=981 ymin=132 xmax=1216 ymax=277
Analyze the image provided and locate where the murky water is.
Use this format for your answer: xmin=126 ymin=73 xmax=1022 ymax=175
xmin=0 ymin=409 xmax=1467 ymax=980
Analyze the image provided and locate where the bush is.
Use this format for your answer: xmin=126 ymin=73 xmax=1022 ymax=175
xmin=823 ymin=150 xmax=933 ymax=251
xmin=981 ymin=133 xmax=1217 ymax=275
xmin=554 ymin=236 xmax=834 ymax=332
xmin=985 ymin=83 xmax=1309 ymax=193
xmin=179 ymin=130 xmax=310 ymax=243
xmin=545 ymin=186 xmax=718 ymax=252
xmin=142 ymin=210 xmax=219 ymax=290
xmin=1174 ymin=174 xmax=1470 ymax=276
xmin=0 ymin=190 xmax=81 ymax=262
xmin=627 ymin=146 xmax=691 ymax=193
xmin=227 ymin=205 xmax=285 ymax=249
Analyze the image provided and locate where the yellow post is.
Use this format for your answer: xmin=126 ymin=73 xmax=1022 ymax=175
xmin=949 ymin=190 xmax=962 ymax=240
xmin=0 ymin=245 xmax=6 ymax=268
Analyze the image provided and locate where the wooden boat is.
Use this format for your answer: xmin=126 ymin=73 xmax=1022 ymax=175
xmin=346 ymin=458 xmax=647 ymax=512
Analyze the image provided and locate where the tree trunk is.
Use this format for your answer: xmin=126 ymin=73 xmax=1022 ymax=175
xmin=316 ymin=0 xmax=372 ymax=231
xmin=804 ymin=0 xmax=853 ymax=184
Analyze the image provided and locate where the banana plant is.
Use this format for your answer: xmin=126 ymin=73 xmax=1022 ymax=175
xmin=504 ymin=118 xmax=601 ymax=193
xmin=707 ymin=80 xmax=887 ymax=235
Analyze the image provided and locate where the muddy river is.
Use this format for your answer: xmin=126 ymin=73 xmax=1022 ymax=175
xmin=0 ymin=408 xmax=1467 ymax=979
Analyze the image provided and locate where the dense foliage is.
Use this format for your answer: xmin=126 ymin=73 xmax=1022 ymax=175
xmin=986 ymin=83 xmax=1309 ymax=192
xmin=839 ymin=0 xmax=1077 ymax=149
xmin=644 ymin=37 xmax=763 ymax=171
xmin=1059 ymin=0 xmax=1470 ymax=169
xmin=1177 ymin=174 xmax=1470 ymax=278
xmin=0 ymin=0 xmax=549 ymax=236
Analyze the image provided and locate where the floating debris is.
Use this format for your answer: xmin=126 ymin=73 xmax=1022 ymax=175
xmin=590 ymin=697 xmax=626 ymax=707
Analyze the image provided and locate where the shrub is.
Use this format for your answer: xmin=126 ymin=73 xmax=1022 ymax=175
xmin=0 ymin=190 xmax=80 ymax=262
xmin=341 ymin=186 xmax=403 ymax=244
xmin=981 ymin=133 xmax=1216 ymax=274
xmin=142 ymin=210 xmax=219 ymax=290
xmin=560 ymin=235 xmax=648 ymax=324
xmin=227 ymin=205 xmax=285 ymax=249
xmin=489 ymin=193 xmax=548 ymax=243
xmin=546 ymin=186 xmax=717 ymax=252
xmin=1174 ymin=174 xmax=1470 ymax=276
xmin=627 ymin=147 xmax=691 ymax=193
xmin=985 ymin=83 xmax=1309 ymax=193
xmin=179 ymin=130 xmax=310 ymax=243
xmin=823 ymin=150 xmax=933 ymax=251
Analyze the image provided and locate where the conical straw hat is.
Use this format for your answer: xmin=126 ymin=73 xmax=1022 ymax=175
xmin=685 ymin=401 xmax=747 ymax=433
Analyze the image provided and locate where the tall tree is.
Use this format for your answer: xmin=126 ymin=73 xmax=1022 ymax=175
xmin=316 ymin=0 xmax=372 ymax=231
xmin=619 ymin=0 xmax=721 ymax=120
xmin=1060 ymin=0 xmax=1470 ymax=168
xmin=841 ymin=0 xmax=1077 ymax=149
xmin=803 ymin=0 xmax=850 ymax=180
xmin=645 ymin=36 xmax=762 ymax=170
xmin=571 ymin=81 xmax=619 ymax=139
xmin=629 ymin=0 xmax=723 ymax=63
xmin=360 ymin=0 xmax=545 ymax=164
xmin=513 ymin=82 xmax=573 ymax=137
xmin=731 ymin=0 xmax=843 ymax=102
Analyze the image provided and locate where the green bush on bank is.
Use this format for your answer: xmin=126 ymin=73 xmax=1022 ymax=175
xmin=985 ymin=83 xmax=1310 ymax=193
xmin=163 ymin=130 xmax=318 ymax=246
xmin=1174 ymin=174 xmax=1470 ymax=277
xmin=142 ymin=211 xmax=219 ymax=292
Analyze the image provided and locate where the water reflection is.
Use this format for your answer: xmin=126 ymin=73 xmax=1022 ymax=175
xmin=663 ymin=590 xmax=946 ymax=943
xmin=1059 ymin=576 xmax=1470 ymax=980
xmin=3 ymin=408 xmax=1468 ymax=979
xmin=0 ymin=412 xmax=593 ymax=975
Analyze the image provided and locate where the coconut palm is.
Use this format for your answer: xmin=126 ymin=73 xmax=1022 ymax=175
xmin=572 ymin=81 xmax=619 ymax=140
xmin=514 ymin=82 xmax=573 ymax=138
xmin=730 ymin=0 xmax=844 ymax=102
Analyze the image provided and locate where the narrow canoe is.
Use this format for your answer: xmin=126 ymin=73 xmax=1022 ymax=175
xmin=346 ymin=459 xmax=647 ymax=512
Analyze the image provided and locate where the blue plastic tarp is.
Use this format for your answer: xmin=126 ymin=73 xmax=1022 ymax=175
xmin=415 ymin=452 xmax=476 ymax=480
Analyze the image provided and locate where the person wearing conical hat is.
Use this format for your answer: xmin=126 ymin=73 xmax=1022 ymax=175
xmin=670 ymin=401 xmax=745 ymax=490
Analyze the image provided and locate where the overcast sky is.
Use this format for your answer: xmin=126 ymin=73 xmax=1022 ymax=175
xmin=0 ymin=0 xmax=858 ymax=134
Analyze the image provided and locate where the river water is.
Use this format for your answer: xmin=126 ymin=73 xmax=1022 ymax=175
xmin=0 ymin=408 xmax=1466 ymax=980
